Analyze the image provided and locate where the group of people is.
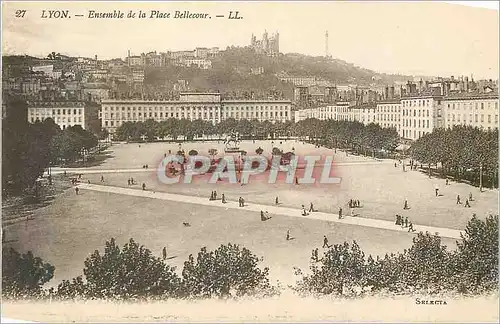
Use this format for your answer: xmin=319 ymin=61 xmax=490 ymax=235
xmin=457 ymin=193 xmax=473 ymax=208
xmin=209 ymin=191 xmax=226 ymax=203
xmin=127 ymin=178 xmax=136 ymax=186
xmin=142 ymin=164 xmax=149 ymax=169
xmin=301 ymin=203 xmax=317 ymax=216
xmin=348 ymin=199 xmax=361 ymax=208
xmin=395 ymin=214 xmax=415 ymax=232
xmin=238 ymin=197 xmax=245 ymax=207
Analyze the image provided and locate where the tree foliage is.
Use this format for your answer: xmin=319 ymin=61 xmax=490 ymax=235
xmin=2 ymin=248 xmax=55 ymax=299
xmin=181 ymin=244 xmax=274 ymax=299
xmin=295 ymin=215 xmax=498 ymax=296
xmin=411 ymin=126 xmax=498 ymax=187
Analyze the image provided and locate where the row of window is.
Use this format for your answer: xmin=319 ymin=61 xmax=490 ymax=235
xmin=102 ymin=105 xmax=290 ymax=112
xmin=402 ymin=100 xmax=432 ymax=107
xmin=377 ymin=106 xmax=401 ymax=113
xmin=30 ymin=108 xmax=84 ymax=115
xmin=446 ymin=101 xmax=497 ymax=110
xmin=30 ymin=117 xmax=82 ymax=123
xmin=446 ymin=114 xmax=498 ymax=124
xmin=103 ymin=110 xmax=289 ymax=120
xmin=403 ymin=109 xmax=431 ymax=117
xmin=403 ymin=119 xmax=431 ymax=129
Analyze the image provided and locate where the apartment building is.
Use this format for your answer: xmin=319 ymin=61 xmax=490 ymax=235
xmin=442 ymin=93 xmax=499 ymax=131
xmin=100 ymin=93 xmax=292 ymax=134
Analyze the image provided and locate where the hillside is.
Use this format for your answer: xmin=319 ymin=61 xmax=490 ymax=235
xmin=144 ymin=46 xmax=412 ymax=96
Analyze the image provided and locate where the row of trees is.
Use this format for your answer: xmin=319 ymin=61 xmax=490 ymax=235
xmin=3 ymin=215 xmax=497 ymax=300
xmin=297 ymin=215 xmax=498 ymax=296
xmin=114 ymin=117 xmax=399 ymax=154
xmin=410 ymin=126 xmax=498 ymax=188
xmin=115 ymin=118 xmax=294 ymax=142
xmin=2 ymin=96 xmax=98 ymax=195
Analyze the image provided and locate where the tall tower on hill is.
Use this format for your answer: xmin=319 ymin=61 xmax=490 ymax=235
xmin=325 ymin=30 xmax=331 ymax=58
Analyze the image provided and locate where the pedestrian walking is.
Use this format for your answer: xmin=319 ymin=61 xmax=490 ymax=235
xmin=100 ymin=175 xmax=104 ymax=182
xmin=446 ymin=179 xmax=449 ymax=185
xmin=214 ymin=191 xmax=217 ymax=200
xmin=128 ymin=179 xmax=131 ymax=186
xmin=295 ymin=177 xmax=299 ymax=185
xmin=75 ymin=187 xmax=79 ymax=195
xmin=142 ymin=183 xmax=146 ymax=190
xmin=469 ymin=192 xmax=473 ymax=201
xmin=322 ymin=235 xmax=329 ymax=248
xmin=408 ymin=222 xmax=415 ymax=232
xmin=338 ymin=207 xmax=343 ymax=219
xmin=222 ymin=194 xmax=226 ymax=204
xmin=404 ymin=217 xmax=409 ymax=228
xmin=356 ymin=200 xmax=360 ymax=208
xmin=464 ymin=199 xmax=471 ymax=208
xmin=435 ymin=186 xmax=439 ymax=197
xmin=395 ymin=214 xmax=401 ymax=225
xmin=456 ymin=195 xmax=461 ymax=204
xmin=87 ymin=180 xmax=90 ymax=184
xmin=301 ymin=205 xmax=309 ymax=216
xmin=275 ymin=196 xmax=279 ymax=205
xmin=162 ymin=247 xmax=167 ymax=260
xmin=309 ymin=202 xmax=315 ymax=212
xmin=286 ymin=230 xmax=290 ymax=241
xmin=403 ymin=199 xmax=409 ymax=210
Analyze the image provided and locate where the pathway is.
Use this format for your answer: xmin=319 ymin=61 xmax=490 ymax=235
xmin=76 ymin=183 xmax=464 ymax=239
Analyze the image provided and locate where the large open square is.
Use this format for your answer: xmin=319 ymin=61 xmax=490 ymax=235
xmin=3 ymin=140 xmax=497 ymax=287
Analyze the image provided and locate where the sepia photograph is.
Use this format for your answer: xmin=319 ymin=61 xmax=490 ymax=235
xmin=1 ymin=1 xmax=499 ymax=322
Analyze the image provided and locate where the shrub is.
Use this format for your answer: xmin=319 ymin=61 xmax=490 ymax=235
xmin=181 ymin=244 xmax=275 ymax=299
xmin=57 ymin=238 xmax=181 ymax=300
xmin=2 ymin=248 xmax=55 ymax=299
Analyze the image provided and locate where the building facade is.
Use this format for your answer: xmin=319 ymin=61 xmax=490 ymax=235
xmin=442 ymin=93 xmax=499 ymax=131
xmin=27 ymin=101 xmax=91 ymax=130
xmin=100 ymin=93 xmax=292 ymax=134
xmin=376 ymin=100 xmax=402 ymax=136
xmin=399 ymin=95 xmax=444 ymax=140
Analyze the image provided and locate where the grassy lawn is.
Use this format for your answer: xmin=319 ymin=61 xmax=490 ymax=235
xmin=3 ymin=189 xmax=458 ymax=287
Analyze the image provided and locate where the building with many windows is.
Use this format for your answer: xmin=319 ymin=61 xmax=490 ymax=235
xmin=400 ymin=95 xmax=443 ymax=140
xmin=442 ymin=93 xmax=499 ymax=131
xmin=100 ymin=93 xmax=292 ymax=134
xmin=27 ymin=101 xmax=92 ymax=130
xmin=376 ymin=100 xmax=402 ymax=136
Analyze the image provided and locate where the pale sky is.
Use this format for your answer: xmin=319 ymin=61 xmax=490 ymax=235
xmin=2 ymin=1 xmax=499 ymax=79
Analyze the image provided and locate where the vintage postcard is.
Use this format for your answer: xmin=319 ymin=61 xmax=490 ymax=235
xmin=1 ymin=1 xmax=499 ymax=322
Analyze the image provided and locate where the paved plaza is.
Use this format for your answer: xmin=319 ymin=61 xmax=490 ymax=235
xmin=4 ymin=140 xmax=497 ymax=286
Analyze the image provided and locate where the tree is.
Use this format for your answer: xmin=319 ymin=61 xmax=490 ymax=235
xmin=296 ymin=241 xmax=367 ymax=296
xmin=451 ymin=214 xmax=498 ymax=293
xmin=181 ymin=244 xmax=274 ymax=298
xmin=2 ymin=248 xmax=55 ymax=299
xmin=69 ymin=238 xmax=181 ymax=300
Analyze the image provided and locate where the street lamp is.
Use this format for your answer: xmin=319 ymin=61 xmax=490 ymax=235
xmin=479 ymin=162 xmax=483 ymax=192
xmin=81 ymin=148 xmax=88 ymax=167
